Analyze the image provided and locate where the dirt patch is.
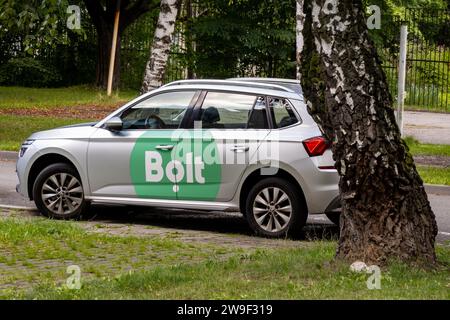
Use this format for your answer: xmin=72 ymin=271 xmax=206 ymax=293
xmin=414 ymin=155 xmax=450 ymax=168
xmin=0 ymin=104 xmax=122 ymax=119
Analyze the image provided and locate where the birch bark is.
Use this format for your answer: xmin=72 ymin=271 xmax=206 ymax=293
xmin=141 ymin=0 xmax=180 ymax=92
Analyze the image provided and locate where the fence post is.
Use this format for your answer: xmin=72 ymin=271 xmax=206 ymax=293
xmin=397 ymin=24 xmax=408 ymax=135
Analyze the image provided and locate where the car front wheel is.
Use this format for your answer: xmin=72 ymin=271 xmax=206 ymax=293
xmin=245 ymin=177 xmax=307 ymax=238
xmin=33 ymin=163 xmax=88 ymax=219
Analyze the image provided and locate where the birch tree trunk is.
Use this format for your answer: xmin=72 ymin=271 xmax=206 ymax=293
xmin=300 ymin=0 xmax=437 ymax=265
xmin=141 ymin=0 xmax=180 ymax=93
xmin=295 ymin=0 xmax=305 ymax=80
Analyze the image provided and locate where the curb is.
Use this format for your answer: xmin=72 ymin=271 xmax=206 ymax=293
xmin=425 ymin=184 xmax=450 ymax=196
xmin=0 ymin=204 xmax=37 ymax=211
xmin=0 ymin=151 xmax=18 ymax=161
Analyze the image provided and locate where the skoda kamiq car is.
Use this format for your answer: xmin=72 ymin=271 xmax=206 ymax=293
xmin=16 ymin=79 xmax=341 ymax=238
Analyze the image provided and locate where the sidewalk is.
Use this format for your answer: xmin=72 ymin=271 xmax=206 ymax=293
xmin=404 ymin=111 xmax=450 ymax=145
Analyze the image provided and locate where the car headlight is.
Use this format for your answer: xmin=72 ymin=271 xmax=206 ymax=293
xmin=19 ymin=139 xmax=35 ymax=157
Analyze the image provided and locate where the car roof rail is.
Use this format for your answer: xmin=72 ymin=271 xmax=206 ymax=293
xmin=227 ymin=77 xmax=300 ymax=84
xmin=227 ymin=77 xmax=303 ymax=94
xmin=162 ymin=79 xmax=295 ymax=93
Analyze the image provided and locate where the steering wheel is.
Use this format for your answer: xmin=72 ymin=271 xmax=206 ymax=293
xmin=144 ymin=114 xmax=166 ymax=129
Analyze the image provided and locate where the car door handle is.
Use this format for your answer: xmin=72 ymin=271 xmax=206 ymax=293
xmin=231 ymin=145 xmax=249 ymax=153
xmin=155 ymin=145 xmax=174 ymax=151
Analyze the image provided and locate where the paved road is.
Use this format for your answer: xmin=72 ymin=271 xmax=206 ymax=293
xmin=404 ymin=111 xmax=450 ymax=145
xmin=1 ymin=159 xmax=448 ymax=244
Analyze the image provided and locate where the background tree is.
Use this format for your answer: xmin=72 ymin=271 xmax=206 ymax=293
xmin=83 ymin=0 xmax=159 ymax=89
xmin=300 ymin=0 xmax=438 ymax=265
xmin=141 ymin=0 xmax=181 ymax=92
xmin=189 ymin=0 xmax=296 ymax=78
xmin=0 ymin=0 xmax=94 ymax=87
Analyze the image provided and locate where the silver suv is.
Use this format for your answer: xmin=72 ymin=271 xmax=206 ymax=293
xmin=16 ymin=79 xmax=340 ymax=238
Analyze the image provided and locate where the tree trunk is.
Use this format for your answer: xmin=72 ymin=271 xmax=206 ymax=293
xmin=96 ymin=23 xmax=121 ymax=89
xmin=295 ymin=0 xmax=305 ymax=80
xmin=84 ymin=0 xmax=158 ymax=89
xmin=141 ymin=0 xmax=180 ymax=93
xmin=300 ymin=0 xmax=437 ymax=265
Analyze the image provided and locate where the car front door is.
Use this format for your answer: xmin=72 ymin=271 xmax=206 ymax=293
xmin=87 ymin=90 xmax=199 ymax=200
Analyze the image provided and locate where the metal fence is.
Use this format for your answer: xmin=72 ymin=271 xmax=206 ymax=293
xmin=377 ymin=8 xmax=449 ymax=112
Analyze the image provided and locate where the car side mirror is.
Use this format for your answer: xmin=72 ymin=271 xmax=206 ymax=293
xmin=104 ymin=117 xmax=123 ymax=131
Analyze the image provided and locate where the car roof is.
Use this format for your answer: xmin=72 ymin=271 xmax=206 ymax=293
xmin=161 ymin=79 xmax=302 ymax=100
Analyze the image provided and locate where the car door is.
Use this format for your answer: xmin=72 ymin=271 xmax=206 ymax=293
xmin=174 ymin=91 xmax=272 ymax=202
xmin=87 ymin=90 xmax=199 ymax=200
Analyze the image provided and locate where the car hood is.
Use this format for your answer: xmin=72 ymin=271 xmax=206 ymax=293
xmin=28 ymin=122 xmax=99 ymax=140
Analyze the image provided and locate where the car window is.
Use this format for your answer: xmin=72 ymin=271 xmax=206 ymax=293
xmin=268 ymin=97 xmax=299 ymax=128
xmin=198 ymin=92 xmax=268 ymax=129
xmin=121 ymin=91 xmax=196 ymax=130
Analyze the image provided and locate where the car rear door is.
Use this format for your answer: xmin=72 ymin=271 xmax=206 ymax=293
xmin=173 ymin=91 xmax=272 ymax=202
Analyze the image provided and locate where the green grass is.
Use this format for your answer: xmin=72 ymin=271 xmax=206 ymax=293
xmin=0 ymin=215 xmax=448 ymax=299
xmin=0 ymin=86 xmax=138 ymax=150
xmin=404 ymin=136 xmax=450 ymax=157
xmin=417 ymin=166 xmax=450 ymax=186
xmin=10 ymin=242 xmax=450 ymax=300
xmin=0 ymin=215 xmax=240 ymax=298
xmin=0 ymin=86 xmax=137 ymax=109
xmin=0 ymin=115 xmax=94 ymax=151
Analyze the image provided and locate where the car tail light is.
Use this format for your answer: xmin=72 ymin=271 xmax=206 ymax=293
xmin=302 ymin=136 xmax=330 ymax=157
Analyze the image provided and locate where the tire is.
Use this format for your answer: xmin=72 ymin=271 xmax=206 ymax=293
xmin=32 ymin=163 xmax=88 ymax=219
xmin=326 ymin=212 xmax=341 ymax=226
xmin=245 ymin=177 xmax=307 ymax=238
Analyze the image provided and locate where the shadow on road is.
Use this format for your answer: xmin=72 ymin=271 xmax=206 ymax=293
xmin=76 ymin=205 xmax=340 ymax=241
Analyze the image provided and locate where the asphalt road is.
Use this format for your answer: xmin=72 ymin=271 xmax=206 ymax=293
xmin=1 ymin=159 xmax=449 ymax=244
xmin=403 ymin=111 xmax=450 ymax=145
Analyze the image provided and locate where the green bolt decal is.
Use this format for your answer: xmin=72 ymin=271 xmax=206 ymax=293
xmin=130 ymin=130 xmax=221 ymax=200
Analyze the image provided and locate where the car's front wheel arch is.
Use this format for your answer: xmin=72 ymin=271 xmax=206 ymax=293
xmin=27 ymin=153 xmax=80 ymax=201
xmin=32 ymin=162 xmax=88 ymax=219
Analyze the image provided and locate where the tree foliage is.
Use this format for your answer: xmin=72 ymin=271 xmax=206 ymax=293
xmin=0 ymin=0 xmax=86 ymax=54
xmin=0 ymin=0 xmax=96 ymax=86
xmin=0 ymin=0 xmax=448 ymax=88
xmin=365 ymin=0 xmax=448 ymax=51
xmin=190 ymin=0 xmax=296 ymax=78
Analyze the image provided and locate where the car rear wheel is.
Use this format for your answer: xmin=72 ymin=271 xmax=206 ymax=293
xmin=33 ymin=163 xmax=88 ymax=219
xmin=245 ymin=177 xmax=307 ymax=238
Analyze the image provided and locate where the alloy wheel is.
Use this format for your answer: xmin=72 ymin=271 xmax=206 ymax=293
xmin=252 ymin=187 xmax=292 ymax=233
xmin=41 ymin=173 xmax=83 ymax=215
